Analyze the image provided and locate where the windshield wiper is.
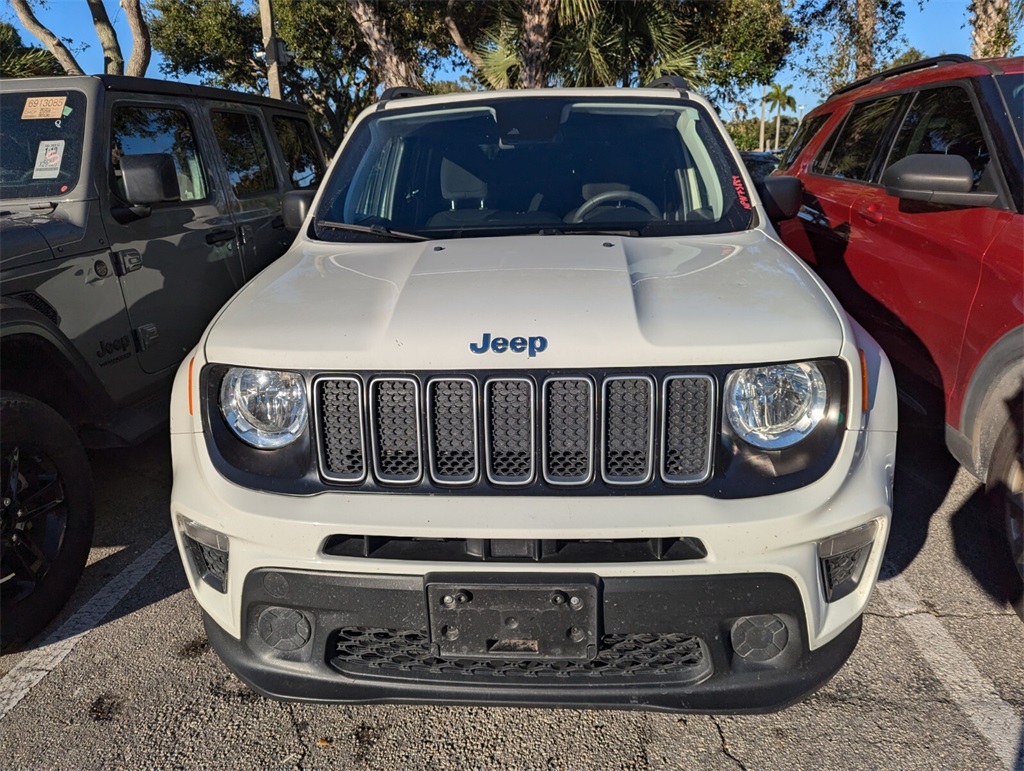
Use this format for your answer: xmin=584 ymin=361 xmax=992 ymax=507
xmin=539 ymin=227 xmax=641 ymax=237
xmin=315 ymin=220 xmax=429 ymax=242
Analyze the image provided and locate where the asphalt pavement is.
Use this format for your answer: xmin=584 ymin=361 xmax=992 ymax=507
xmin=1 ymin=399 xmax=1021 ymax=769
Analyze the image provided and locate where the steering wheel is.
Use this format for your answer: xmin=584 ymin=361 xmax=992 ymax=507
xmin=569 ymin=190 xmax=662 ymax=223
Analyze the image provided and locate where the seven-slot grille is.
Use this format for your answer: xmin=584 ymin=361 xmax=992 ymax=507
xmin=316 ymin=373 xmax=714 ymax=488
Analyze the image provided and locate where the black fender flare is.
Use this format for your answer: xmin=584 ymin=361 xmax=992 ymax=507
xmin=947 ymin=325 xmax=1024 ymax=482
xmin=0 ymin=298 xmax=115 ymax=425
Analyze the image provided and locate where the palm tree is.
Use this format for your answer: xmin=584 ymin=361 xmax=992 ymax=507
xmin=0 ymin=22 xmax=63 ymax=78
xmin=476 ymin=1 xmax=703 ymax=90
xmin=764 ymin=83 xmax=797 ymax=152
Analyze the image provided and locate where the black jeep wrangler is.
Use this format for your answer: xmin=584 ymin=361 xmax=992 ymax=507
xmin=0 ymin=75 xmax=324 ymax=648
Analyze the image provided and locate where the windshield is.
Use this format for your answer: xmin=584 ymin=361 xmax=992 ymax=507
xmin=314 ymin=96 xmax=754 ymax=241
xmin=1 ymin=90 xmax=87 ymax=200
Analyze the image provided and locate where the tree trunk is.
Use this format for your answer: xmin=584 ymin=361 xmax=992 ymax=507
xmin=345 ymin=0 xmax=421 ymax=88
xmin=970 ymin=0 xmax=1014 ymax=57
xmin=774 ymin=112 xmax=782 ymax=152
xmin=519 ymin=0 xmax=557 ymax=88
xmin=121 ymin=0 xmax=151 ymax=77
xmin=445 ymin=0 xmax=484 ymax=71
xmin=854 ymin=0 xmax=877 ymax=79
xmin=758 ymin=85 xmax=767 ymax=152
xmin=9 ymin=0 xmax=85 ymax=75
xmin=86 ymin=0 xmax=125 ymax=75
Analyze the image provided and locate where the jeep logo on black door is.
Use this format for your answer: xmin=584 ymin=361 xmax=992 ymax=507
xmin=470 ymin=333 xmax=548 ymax=358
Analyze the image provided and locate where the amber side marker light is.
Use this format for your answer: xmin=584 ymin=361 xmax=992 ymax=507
xmin=859 ymin=349 xmax=869 ymax=415
xmin=188 ymin=357 xmax=195 ymax=416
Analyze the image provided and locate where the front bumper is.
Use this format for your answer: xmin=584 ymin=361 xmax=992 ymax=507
xmin=204 ymin=570 xmax=863 ymax=713
xmin=170 ymin=411 xmax=895 ymax=711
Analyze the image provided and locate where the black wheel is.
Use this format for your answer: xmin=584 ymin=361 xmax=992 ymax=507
xmin=987 ymin=413 xmax=1024 ymax=620
xmin=1 ymin=393 xmax=93 ymax=650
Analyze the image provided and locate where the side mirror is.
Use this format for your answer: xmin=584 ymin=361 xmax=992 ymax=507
xmin=119 ymin=153 xmax=180 ymax=206
xmin=283 ymin=189 xmax=316 ymax=231
xmin=756 ymin=176 xmax=803 ymax=222
xmin=882 ymin=154 xmax=998 ymax=207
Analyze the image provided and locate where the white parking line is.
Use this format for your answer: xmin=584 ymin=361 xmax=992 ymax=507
xmin=0 ymin=531 xmax=176 ymax=721
xmin=877 ymin=573 xmax=1024 ymax=770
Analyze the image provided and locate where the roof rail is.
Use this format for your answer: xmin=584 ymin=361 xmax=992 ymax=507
xmin=378 ymin=86 xmax=428 ymax=105
xmin=645 ymin=75 xmax=690 ymax=92
xmin=828 ymin=54 xmax=972 ymax=100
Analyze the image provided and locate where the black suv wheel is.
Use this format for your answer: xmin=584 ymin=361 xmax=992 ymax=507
xmin=1 ymin=393 xmax=94 ymax=650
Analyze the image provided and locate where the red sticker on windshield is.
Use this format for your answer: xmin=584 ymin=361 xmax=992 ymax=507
xmin=731 ymin=176 xmax=752 ymax=209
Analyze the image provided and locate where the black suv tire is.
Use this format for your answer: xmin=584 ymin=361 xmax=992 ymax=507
xmin=987 ymin=406 xmax=1024 ymax=618
xmin=1 ymin=393 xmax=94 ymax=650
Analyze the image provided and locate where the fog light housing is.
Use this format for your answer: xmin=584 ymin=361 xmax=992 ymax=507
xmin=178 ymin=517 xmax=229 ymax=593
xmin=818 ymin=521 xmax=877 ymax=602
xmin=730 ymin=614 xmax=790 ymax=662
xmin=258 ymin=607 xmax=312 ymax=651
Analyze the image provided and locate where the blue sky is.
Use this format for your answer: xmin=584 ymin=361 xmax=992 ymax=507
xmin=4 ymin=0 xmax=985 ymax=116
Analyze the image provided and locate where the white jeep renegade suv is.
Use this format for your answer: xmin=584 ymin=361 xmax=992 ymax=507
xmin=169 ymin=80 xmax=897 ymax=712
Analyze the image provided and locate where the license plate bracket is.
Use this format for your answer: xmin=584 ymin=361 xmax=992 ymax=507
xmin=426 ymin=582 xmax=598 ymax=660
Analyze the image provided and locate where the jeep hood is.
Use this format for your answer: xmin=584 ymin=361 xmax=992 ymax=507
xmin=204 ymin=230 xmax=846 ymax=370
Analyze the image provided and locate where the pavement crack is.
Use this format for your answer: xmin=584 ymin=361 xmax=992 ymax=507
xmin=283 ymin=704 xmax=308 ymax=769
xmin=865 ymin=609 xmax=1013 ymax=620
xmin=711 ymin=716 xmax=747 ymax=771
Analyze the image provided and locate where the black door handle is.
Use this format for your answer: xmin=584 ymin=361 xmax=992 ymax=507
xmin=206 ymin=228 xmax=235 ymax=245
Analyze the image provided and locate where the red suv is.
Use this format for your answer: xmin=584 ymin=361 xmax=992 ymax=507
xmin=775 ymin=55 xmax=1023 ymax=614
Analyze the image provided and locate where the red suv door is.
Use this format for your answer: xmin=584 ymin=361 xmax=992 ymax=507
xmin=845 ymin=83 xmax=1017 ymax=396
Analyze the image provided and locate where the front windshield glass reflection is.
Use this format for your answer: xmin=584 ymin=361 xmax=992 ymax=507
xmin=314 ymin=97 xmax=754 ymax=241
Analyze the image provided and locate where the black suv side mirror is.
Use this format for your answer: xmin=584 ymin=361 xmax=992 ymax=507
xmin=882 ymin=154 xmax=998 ymax=208
xmin=120 ymin=153 xmax=180 ymax=206
xmin=283 ymin=189 xmax=317 ymax=231
xmin=756 ymin=176 xmax=803 ymax=222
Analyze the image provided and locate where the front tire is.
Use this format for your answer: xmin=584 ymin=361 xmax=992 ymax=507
xmin=987 ymin=413 xmax=1024 ymax=620
xmin=1 ymin=393 xmax=94 ymax=650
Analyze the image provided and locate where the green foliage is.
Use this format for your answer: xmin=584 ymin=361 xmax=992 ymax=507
xmin=794 ymin=0 xmax=908 ymax=98
xmin=0 ymin=21 xmax=63 ymax=78
xmin=471 ymin=1 xmax=790 ymax=93
xmin=726 ymin=115 xmax=798 ymax=151
xmin=149 ymin=0 xmax=796 ymax=141
xmin=683 ymin=0 xmax=796 ymax=102
xmin=149 ymin=0 xmax=456 ymax=149
xmin=765 ymin=83 xmax=797 ymax=116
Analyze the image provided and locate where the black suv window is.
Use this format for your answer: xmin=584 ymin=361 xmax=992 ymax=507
xmin=211 ymin=111 xmax=276 ymax=196
xmin=272 ymin=115 xmax=322 ymax=190
xmin=0 ymin=91 xmax=87 ymax=200
xmin=812 ymin=95 xmax=903 ymax=181
xmin=112 ymin=105 xmax=208 ymax=202
xmin=884 ymin=86 xmax=993 ymax=191
xmin=778 ymin=113 xmax=830 ymax=171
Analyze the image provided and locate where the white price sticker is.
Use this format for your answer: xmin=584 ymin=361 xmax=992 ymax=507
xmin=33 ymin=140 xmax=65 ymax=179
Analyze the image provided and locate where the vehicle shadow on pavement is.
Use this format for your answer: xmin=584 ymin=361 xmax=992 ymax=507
xmin=951 ymin=483 xmax=1024 ymax=614
xmin=880 ymin=386 xmax=961 ymax=580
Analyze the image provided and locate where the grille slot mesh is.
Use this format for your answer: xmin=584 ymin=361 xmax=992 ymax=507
xmin=372 ymin=379 xmax=421 ymax=482
xmin=319 ymin=378 xmax=365 ymax=481
xmin=429 ymin=379 xmax=478 ymax=483
xmin=486 ymin=379 xmax=535 ymax=484
xmin=544 ymin=378 xmax=593 ymax=484
xmin=316 ymin=372 xmax=714 ymax=489
xmin=603 ymin=377 xmax=654 ymax=483
xmin=663 ymin=376 xmax=714 ymax=483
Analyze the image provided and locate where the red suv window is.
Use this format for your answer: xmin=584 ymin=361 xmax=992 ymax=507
xmin=812 ymin=95 xmax=903 ymax=181
xmin=883 ymin=85 xmax=995 ymax=194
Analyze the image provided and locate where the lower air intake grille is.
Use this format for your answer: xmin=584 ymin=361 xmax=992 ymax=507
xmin=331 ymin=627 xmax=709 ymax=681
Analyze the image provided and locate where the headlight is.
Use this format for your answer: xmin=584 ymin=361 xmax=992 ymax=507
xmin=725 ymin=362 xmax=828 ymax=450
xmin=219 ymin=368 xmax=308 ymax=449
